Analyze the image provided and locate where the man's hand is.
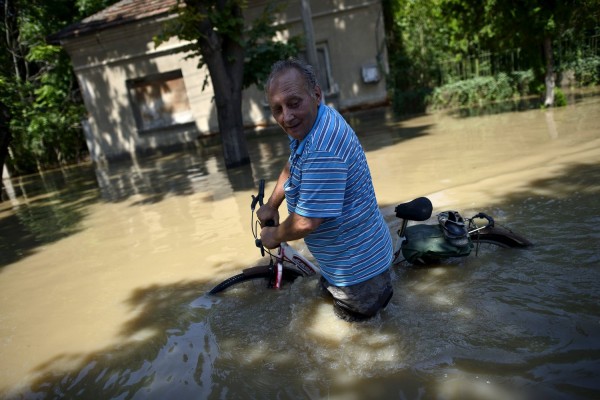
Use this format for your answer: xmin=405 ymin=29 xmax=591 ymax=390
xmin=257 ymin=204 xmax=280 ymax=227
xmin=260 ymin=226 xmax=281 ymax=249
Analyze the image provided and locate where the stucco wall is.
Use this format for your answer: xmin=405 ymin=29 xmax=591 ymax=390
xmin=63 ymin=15 xmax=216 ymax=162
xmin=246 ymin=0 xmax=388 ymax=110
xmin=61 ymin=0 xmax=388 ymax=163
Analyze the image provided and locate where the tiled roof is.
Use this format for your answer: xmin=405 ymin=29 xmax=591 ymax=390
xmin=50 ymin=0 xmax=178 ymax=42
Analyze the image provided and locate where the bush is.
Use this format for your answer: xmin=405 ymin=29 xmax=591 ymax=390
xmin=427 ymin=70 xmax=536 ymax=110
xmin=554 ymin=87 xmax=567 ymax=107
xmin=510 ymin=70 xmax=535 ymax=96
xmin=570 ymin=56 xmax=600 ymax=86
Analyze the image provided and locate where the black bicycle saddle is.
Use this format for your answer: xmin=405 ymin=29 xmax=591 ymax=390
xmin=394 ymin=197 xmax=433 ymax=221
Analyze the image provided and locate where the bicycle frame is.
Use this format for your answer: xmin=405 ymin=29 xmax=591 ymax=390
xmin=252 ymin=179 xmax=320 ymax=288
xmin=208 ymin=181 xmax=531 ymax=295
xmin=269 ymin=242 xmax=320 ymax=288
xmin=259 ymin=190 xmax=493 ymax=283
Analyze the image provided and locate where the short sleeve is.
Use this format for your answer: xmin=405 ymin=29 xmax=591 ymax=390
xmin=295 ymin=151 xmax=347 ymax=218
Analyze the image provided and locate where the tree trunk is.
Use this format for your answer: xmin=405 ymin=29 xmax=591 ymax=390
xmin=0 ymin=101 xmax=11 ymax=202
xmin=193 ymin=0 xmax=250 ymax=169
xmin=543 ymin=35 xmax=555 ymax=107
xmin=207 ymin=53 xmax=250 ymax=169
xmin=215 ymin=89 xmax=249 ymax=168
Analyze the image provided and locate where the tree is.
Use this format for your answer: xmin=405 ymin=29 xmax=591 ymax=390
xmin=440 ymin=0 xmax=600 ymax=106
xmin=0 ymin=0 xmax=118 ymax=175
xmin=383 ymin=0 xmax=599 ymax=113
xmin=382 ymin=0 xmax=454 ymax=114
xmin=0 ymin=100 xmax=10 ymax=199
xmin=156 ymin=0 xmax=300 ymax=168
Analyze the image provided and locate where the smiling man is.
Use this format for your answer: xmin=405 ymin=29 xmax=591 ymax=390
xmin=257 ymin=58 xmax=393 ymax=321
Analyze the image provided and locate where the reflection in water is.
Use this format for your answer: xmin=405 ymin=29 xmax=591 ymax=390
xmin=1 ymin=94 xmax=599 ymax=399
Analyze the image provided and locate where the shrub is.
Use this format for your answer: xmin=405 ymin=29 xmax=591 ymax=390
xmin=572 ymin=56 xmax=600 ymax=86
xmin=510 ymin=70 xmax=535 ymax=96
xmin=554 ymin=87 xmax=567 ymax=107
xmin=427 ymin=71 xmax=536 ymax=110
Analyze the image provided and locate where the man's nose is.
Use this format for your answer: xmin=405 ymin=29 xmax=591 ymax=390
xmin=283 ymin=107 xmax=294 ymax=124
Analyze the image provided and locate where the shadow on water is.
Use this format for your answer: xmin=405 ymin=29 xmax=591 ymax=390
xmin=6 ymin=161 xmax=599 ymax=399
xmin=24 ymin=280 xmax=212 ymax=399
xmin=0 ymin=109 xmax=433 ymax=269
xmin=0 ymin=167 xmax=100 ymax=268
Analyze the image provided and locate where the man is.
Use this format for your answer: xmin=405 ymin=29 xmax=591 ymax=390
xmin=257 ymin=59 xmax=393 ymax=321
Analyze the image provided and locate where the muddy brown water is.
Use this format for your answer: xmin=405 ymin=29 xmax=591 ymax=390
xmin=1 ymin=93 xmax=599 ymax=399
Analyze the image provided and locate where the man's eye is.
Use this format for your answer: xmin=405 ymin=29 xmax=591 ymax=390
xmin=289 ymin=101 xmax=300 ymax=108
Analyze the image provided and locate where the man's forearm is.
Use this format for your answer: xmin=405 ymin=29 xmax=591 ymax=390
xmin=260 ymin=211 xmax=324 ymax=248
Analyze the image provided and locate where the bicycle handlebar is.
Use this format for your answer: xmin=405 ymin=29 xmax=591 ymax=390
xmin=253 ymin=179 xmax=276 ymax=256
xmin=251 ymin=179 xmax=265 ymax=210
xmin=253 ymin=179 xmax=275 ymax=226
xmin=472 ymin=212 xmax=495 ymax=228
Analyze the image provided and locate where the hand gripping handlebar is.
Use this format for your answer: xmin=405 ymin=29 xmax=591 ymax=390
xmin=252 ymin=179 xmax=275 ymax=256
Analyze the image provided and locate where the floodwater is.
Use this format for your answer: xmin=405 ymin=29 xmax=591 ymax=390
xmin=1 ymin=92 xmax=599 ymax=399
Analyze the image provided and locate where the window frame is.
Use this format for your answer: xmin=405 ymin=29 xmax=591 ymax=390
xmin=127 ymin=70 xmax=194 ymax=134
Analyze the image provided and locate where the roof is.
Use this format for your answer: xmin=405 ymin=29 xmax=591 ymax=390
xmin=50 ymin=0 xmax=179 ymax=42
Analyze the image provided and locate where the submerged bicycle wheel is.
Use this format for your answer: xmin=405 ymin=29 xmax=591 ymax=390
xmin=470 ymin=225 xmax=532 ymax=248
xmin=208 ymin=265 xmax=303 ymax=295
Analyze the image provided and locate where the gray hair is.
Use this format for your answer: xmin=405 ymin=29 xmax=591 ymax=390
xmin=265 ymin=58 xmax=319 ymax=98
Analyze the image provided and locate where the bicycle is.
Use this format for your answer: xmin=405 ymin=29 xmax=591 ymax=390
xmin=208 ymin=180 xmax=531 ymax=295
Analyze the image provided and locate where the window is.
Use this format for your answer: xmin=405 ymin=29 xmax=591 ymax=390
xmin=128 ymin=70 xmax=193 ymax=132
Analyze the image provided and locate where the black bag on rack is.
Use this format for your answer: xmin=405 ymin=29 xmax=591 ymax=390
xmin=401 ymin=211 xmax=472 ymax=264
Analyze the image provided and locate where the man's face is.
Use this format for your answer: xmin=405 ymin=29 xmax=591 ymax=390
xmin=267 ymin=68 xmax=322 ymax=141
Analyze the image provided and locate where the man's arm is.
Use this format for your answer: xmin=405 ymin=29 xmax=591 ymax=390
xmin=258 ymin=162 xmax=324 ymax=248
xmin=260 ymin=212 xmax=324 ymax=249
xmin=267 ymin=162 xmax=289 ymax=210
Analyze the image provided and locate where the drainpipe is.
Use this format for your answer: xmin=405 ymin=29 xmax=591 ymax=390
xmin=300 ymin=0 xmax=321 ymax=87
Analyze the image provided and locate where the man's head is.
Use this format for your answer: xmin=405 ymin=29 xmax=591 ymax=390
xmin=265 ymin=59 xmax=322 ymax=141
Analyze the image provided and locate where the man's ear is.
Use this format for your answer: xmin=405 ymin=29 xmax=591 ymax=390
xmin=314 ymin=85 xmax=322 ymax=104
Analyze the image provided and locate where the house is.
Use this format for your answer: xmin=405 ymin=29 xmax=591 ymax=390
xmin=52 ymin=0 xmax=389 ymax=164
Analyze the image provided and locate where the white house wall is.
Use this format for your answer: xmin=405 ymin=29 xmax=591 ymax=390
xmin=245 ymin=0 xmax=388 ymax=110
xmin=61 ymin=0 xmax=388 ymax=163
xmin=63 ymin=15 xmax=215 ymax=163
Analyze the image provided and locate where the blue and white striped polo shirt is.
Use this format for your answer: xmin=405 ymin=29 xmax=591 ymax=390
xmin=284 ymin=104 xmax=393 ymax=287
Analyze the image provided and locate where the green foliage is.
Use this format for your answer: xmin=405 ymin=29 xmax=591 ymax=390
xmin=155 ymin=0 xmax=300 ymax=90
xmin=563 ymin=55 xmax=600 ymax=86
xmin=554 ymin=87 xmax=567 ymax=107
xmin=384 ymin=0 xmax=600 ymax=114
xmin=511 ymin=69 xmax=536 ymax=96
xmin=1 ymin=75 xmax=87 ymax=173
xmin=428 ymin=70 xmax=536 ymax=109
xmin=383 ymin=0 xmax=450 ymax=114
xmin=75 ymin=0 xmax=120 ymax=15
xmin=0 ymin=0 xmax=120 ymax=174
xmin=243 ymin=3 xmax=302 ymax=89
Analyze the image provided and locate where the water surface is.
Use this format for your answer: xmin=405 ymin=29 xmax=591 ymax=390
xmin=1 ymin=94 xmax=599 ymax=399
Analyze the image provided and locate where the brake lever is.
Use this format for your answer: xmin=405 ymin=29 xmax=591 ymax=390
xmin=251 ymin=179 xmax=266 ymax=211
xmin=255 ymin=238 xmax=265 ymax=257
